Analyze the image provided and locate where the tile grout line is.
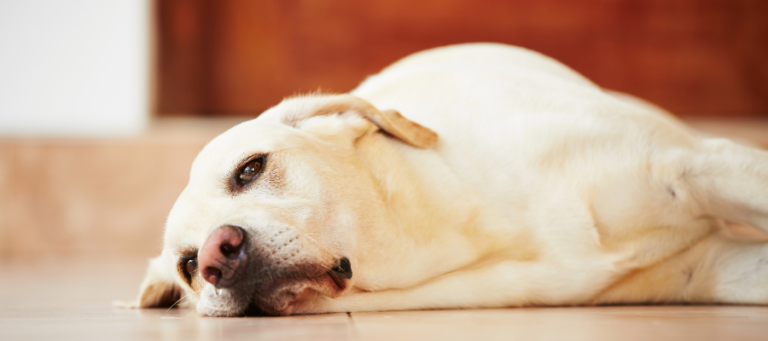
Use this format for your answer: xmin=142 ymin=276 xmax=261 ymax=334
xmin=346 ymin=312 xmax=360 ymax=340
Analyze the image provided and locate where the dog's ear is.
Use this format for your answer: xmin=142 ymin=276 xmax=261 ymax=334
xmin=123 ymin=255 xmax=183 ymax=308
xmin=113 ymin=255 xmax=183 ymax=309
xmin=282 ymin=95 xmax=438 ymax=149
xmin=137 ymin=255 xmax=183 ymax=308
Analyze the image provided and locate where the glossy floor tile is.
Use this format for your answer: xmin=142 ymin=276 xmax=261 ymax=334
xmin=2 ymin=259 xmax=768 ymax=340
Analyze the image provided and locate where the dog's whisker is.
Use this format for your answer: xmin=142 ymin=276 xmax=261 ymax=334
xmin=165 ymin=292 xmax=193 ymax=314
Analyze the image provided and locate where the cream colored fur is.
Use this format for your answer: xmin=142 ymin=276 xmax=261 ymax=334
xmin=128 ymin=43 xmax=768 ymax=316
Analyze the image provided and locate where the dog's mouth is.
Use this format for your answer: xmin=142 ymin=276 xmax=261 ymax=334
xmin=248 ymin=283 xmax=319 ymax=316
xmin=198 ymin=261 xmax=352 ymax=316
xmin=252 ymin=266 xmax=352 ymax=316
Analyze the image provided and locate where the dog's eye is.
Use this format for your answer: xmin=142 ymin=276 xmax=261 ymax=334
xmin=182 ymin=258 xmax=198 ymax=284
xmin=179 ymin=256 xmax=198 ymax=285
xmin=237 ymin=157 xmax=264 ymax=185
xmin=185 ymin=258 xmax=198 ymax=275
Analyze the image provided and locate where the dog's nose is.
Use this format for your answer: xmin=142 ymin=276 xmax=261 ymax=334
xmin=199 ymin=225 xmax=248 ymax=288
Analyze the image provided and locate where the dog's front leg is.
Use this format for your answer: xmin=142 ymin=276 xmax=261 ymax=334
xmin=297 ymin=259 xmax=615 ymax=314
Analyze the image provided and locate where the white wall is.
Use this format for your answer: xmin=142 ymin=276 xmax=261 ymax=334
xmin=0 ymin=0 xmax=150 ymax=137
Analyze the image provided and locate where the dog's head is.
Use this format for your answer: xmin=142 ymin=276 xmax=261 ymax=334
xmin=135 ymin=94 xmax=438 ymax=316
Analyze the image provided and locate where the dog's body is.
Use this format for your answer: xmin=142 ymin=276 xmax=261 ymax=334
xmin=131 ymin=43 xmax=768 ymax=316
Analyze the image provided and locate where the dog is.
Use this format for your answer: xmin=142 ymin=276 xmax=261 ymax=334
xmin=124 ymin=43 xmax=768 ymax=316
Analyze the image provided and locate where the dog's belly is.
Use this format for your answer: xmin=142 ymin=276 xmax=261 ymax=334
xmin=353 ymin=43 xmax=707 ymax=278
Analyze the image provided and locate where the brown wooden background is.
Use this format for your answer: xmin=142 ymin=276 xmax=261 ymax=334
xmin=156 ymin=0 xmax=768 ymax=117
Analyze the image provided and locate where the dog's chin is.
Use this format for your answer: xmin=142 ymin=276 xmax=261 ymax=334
xmin=196 ymin=280 xmax=336 ymax=317
xmin=255 ymin=277 xmax=349 ymax=316
xmin=254 ymin=283 xmax=320 ymax=316
xmin=196 ymin=285 xmax=251 ymax=317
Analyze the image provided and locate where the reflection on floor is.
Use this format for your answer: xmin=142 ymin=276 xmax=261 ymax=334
xmin=2 ymin=258 xmax=768 ymax=341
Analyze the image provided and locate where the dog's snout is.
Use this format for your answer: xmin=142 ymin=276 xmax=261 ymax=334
xmin=199 ymin=225 xmax=248 ymax=288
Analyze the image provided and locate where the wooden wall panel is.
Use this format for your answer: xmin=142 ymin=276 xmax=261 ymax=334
xmin=157 ymin=0 xmax=768 ymax=117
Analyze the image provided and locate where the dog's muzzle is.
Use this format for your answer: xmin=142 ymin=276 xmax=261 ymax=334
xmin=196 ymin=225 xmax=353 ymax=316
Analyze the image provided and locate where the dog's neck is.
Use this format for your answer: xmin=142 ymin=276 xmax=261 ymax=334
xmin=350 ymin=131 xmax=511 ymax=290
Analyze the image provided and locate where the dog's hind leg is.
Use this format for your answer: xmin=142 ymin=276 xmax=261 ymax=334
xmin=592 ymin=138 xmax=768 ymax=306
xmin=592 ymin=233 xmax=768 ymax=305
xmin=671 ymin=138 xmax=768 ymax=233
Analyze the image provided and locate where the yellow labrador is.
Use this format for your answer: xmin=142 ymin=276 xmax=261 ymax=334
xmin=127 ymin=43 xmax=768 ymax=316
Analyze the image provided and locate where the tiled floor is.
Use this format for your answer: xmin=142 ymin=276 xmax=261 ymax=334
xmin=2 ymin=259 xmax=768 ymax=341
